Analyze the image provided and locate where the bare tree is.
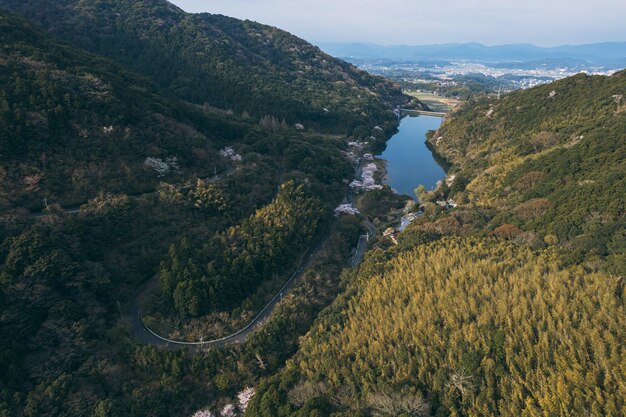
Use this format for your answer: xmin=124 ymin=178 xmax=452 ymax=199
xmin=493 ymin=224 xmax=524 ymax=241
xmin=255 ymin=353 xmax=267 ymax=370
xmin=514 ymin=198 xmax=552 ymax=221
xmin=529 ymin=131 xmax=558 ymax=152
xmin=24 ymin=173 xmax=43 ymax=192
xmin=330 ymin=385 xmax=358 ymax=410
xmin=287 ymin=381 xmax=327 ymax=407
xmin=513 ymin=171 xmax=546 ymax=191
xmin=83 ymin=192 xmax=130 ymax=215
xmin=446 ymin=367 xmax=475 ymax=397
xmin=367 ymin=390 xmax=430 ymax=416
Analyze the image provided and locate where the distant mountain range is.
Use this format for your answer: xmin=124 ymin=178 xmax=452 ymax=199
xmin=317 ymin=41 xmax=626 ymax=67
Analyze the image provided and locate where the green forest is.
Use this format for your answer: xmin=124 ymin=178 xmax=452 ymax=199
xmin=246 ymin=72 xmax=626 ymax=416
xmin=0 ymin=0 xmax=418 ymax=131
xmin=0 ymin=11 xmax=255 ymax=211
xmin=1 ymin=1 xmax=625 ymax=416
xmin=428 ymin=70 xmax=626 ymax=274
xmin=0 ymin=3 xmax=408 ymax=416
xmin=247 ymin=238 xmax=625 ymax=417
xmin=158 ymin=182 xmax=325 ymax=318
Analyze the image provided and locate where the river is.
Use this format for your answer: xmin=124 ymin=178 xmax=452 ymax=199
xmin=378 ymin=115 xmax=445 ymax=199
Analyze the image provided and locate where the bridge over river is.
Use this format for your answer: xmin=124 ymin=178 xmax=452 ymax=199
xmin=399 ymin=108 xmax=448 ymax=117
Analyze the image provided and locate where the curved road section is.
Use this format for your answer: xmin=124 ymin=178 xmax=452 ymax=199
xmin=129 ymin=237 xmax=325 ymax=349
xmin=130 ymin=158 xmax=375 ymax=349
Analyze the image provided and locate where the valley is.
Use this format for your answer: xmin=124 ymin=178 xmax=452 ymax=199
xmin=247 ymin=68 xmax=626 ymax=417
xmin=0 ymin=4 xmax=415 ymax=416
xmin=0 ymin=1 xmax=624 ymax=417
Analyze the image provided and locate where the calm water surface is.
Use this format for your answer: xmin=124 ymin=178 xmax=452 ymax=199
xmin=378 ymin=115 xmax=445 ymax=198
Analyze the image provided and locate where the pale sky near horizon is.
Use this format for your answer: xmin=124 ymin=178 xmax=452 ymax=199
xmin=169 ymin=0 xmax=626 ymax=46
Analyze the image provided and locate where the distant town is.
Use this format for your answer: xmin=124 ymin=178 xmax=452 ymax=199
xmin=319 ymin=41 xmax=626 ymax=96
xmin=357 ymin=60 xmax=618 ymax=90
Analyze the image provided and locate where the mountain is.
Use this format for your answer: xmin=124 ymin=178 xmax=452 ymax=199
xmin=0 ymin=0 xmax=421 ymax=211
xmin=317 ymin=41 xmax=626 ymax=66
xmin=2 ymin=2 xmax=624 ymax=416
xmin=0 ymin=6 xmax=404 ymax=417
xmin=0 ymin=0 xmax=416 ymax=129
xmin=431 ymin=70 xmax=626 ymax=270
xmin=0 ymin=11 xmax=259 ymax=211
xmin=245 ymin=70 xmax=626 ymax=416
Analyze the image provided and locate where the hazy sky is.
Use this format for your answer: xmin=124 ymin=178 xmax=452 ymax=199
xmin=170 ymin=0 xmax=626 ymax=46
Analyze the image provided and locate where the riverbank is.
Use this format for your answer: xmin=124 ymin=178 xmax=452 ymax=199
xmin=373 ymin=114 xmax=456 ymax=236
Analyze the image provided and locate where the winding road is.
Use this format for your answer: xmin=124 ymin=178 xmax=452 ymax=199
xmin=129 ymin=235 xmax=328 ymax=349
xmin=130 ymin=158 xmax=376 ymax=349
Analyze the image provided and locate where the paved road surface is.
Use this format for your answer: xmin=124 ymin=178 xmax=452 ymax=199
xmin=351 ymin=219 xmax=377 ymax=268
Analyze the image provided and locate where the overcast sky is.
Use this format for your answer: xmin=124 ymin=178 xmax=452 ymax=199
xmin=170 ymin=0 xmax=626 ymax=46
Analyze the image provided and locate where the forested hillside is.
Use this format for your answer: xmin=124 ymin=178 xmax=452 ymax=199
xmin=247 ymin=71 xmax=626 ymax=417
xmin=159 ymin=183 xmax=324 ymax=318
xmin=247 ymin=238 xmax=625 ymax=417
xmin=2 ymin=1 xmax=624 ymax=416
xmin=0 ymin=12 xmax=249 ymax=211
xmin=0 ymin=0 xmax=418 ymax=130
xmin=0 ymin=6 xmax=399 ymax=416
xmin=430 ymin=70 xmax=626 ymax=274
